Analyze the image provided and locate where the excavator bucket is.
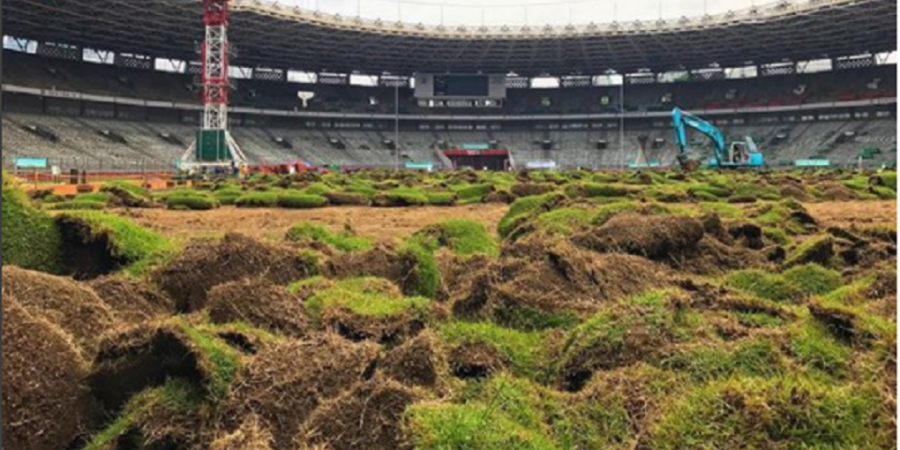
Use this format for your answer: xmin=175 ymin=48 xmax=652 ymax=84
xmin=677 ymin=154 xmax=701 ymax=172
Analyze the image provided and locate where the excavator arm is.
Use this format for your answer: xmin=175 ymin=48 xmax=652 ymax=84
xmin=672 ymin=107 xmax=727 ymax=168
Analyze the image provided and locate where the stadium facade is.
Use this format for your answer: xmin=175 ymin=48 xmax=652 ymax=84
xmin=1 ymin=0 xmax=897 ymax=171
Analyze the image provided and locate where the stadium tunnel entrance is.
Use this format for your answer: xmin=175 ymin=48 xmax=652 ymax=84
xmin=443 ymin=149 xmax=510 ymax=171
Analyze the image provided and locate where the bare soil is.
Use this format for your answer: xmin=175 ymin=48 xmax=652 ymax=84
xmin=804 ymin=200 xmax=896 ymax=228
xmin=111 ymin=204 xmax=509 ymax=242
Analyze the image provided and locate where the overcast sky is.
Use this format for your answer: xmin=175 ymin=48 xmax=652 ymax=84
xmin=273 ymin=0 xmax=761 ymax=26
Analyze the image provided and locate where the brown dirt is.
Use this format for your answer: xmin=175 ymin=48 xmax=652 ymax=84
xmin=805 ymin=200 xmax=897 ymax=228
xmin=299 ymin=374 xmax=419 ymax=450
xmin=2 ymin=296 xmax=92 ymax=450
xmin=2 ymin=265 xmax=118 ymax=357
xmin=111 ymin=204 xmax=508 ymax=242
xmin=207 ymin=277 xmax=310 ymax=338
xmin=151 ymin=233 xmax=318 ymax=312
xmin=448 ymin=342 xmax=509 ymax=379
xmin=88 ymin=322 xmax=214 ymax=410
xmin=209 ymin=415 xmax=275 ymax=450
xmin=324 ymin=244 xmax=407 ymax=281
xmin=470 ymin=239 xmax=667 ymax=320
xmin=572 ymin=213 xmax=705 ymax=261
xmin=380 ymin=331 xmax=447 ymax=390
xmin=224 ymin=333 xmax=379 ymax=450
xmin=88 ymin=275 xmax=174 ymax=324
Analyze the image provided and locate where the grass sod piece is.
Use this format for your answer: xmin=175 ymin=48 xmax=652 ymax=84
xmin=438 ymin=322 xmax=546 ymax=379
xmin=532 ymin=207 xmax=594 ymax=237
xmin=55 ymin=211 xmax=175 ymax=278
xmin=81 ymin=378 xmax=202 ymax=450
xmin=781 ymin=263 xmax=842 ymax=296
xmin=788 ymin=318 xmax=852 ymax=378
xmin=498 ymin=193 xmax=564 ymax=237
xmin=658 ymin=337 xmax=786 ymax=382
xmin=286 ymin=221 xmax=373 ymax=253
xmin=422 ymin=219 xmax=499 ymax=258
xmin=175 ymin=321 xmax=242 ymax=400
xmin=48 ymin=200 xmax=108 ymax=211
xmin=644 ymin=376 xmax=889 ymax=450
xmin=235 ymin=191 xmax=279 ymax=208
xmin=725 ymin=270 xmax=803 ymax=302
xmin=303 ymin=277 xmax=430 ymax=322
xmin=1 ymin=174 xmax=64 ymax=272
xmin=212 ymin=187 xmax=244 ymax=205
xmin=166 ymin=192 xmax=220 ymax=210
xmin=276 ymin=192 xmax=328 ymax=209
xmin=400 ymin=235 xmax=442 ymax=298
xmin=452 ymin=183 xmax=493 ymax=204
xmin=424 ymin=191 xmax=456 ymax=206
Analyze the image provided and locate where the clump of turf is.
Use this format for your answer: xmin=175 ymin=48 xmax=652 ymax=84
xmin=644 ymin=376 xmax=890 ymax=450
xmin=438 ymin=322 xmax=546 ymax=379
xmin=659 ymin=336 xmax=786 ymax=382
xmin=725 ymin=270 xmax=803 ymax=302
xmin=788 ymin=319 xmax=852 ymax=377
xmin=1 ymin=172 xmax=64 ymax=272
xmin=416 ymin=219 xmax=499 ymax=258
xmin=373 ymin=188 xmax=428 ymax=207
xmin=784 ymin=235 xmax=834 ymax=267
xmin=304 ymin=277 xmax=432 ymax=342
xmin=276 ymin=191 xmax=327 ymax=209
xmin=498 ymin=193 xmax=565 ymax=237
xmin=80 ymin=378 xmax=202 ymax=450
xmin=532 ymin=207 xmax=594 ymax=237
xmin=166 ymin=191 xmax=220 ymax=210
xmin=55 ymin=211 xmax=175 ymax=278
xmin=399 ymin=234 xmax=443 ymax=298
xmin=235 ymin=191 xmax=279 ymax=207
xmin=452 ymin=183 xmax=494 ymax=203
xmin=48 ymin=200 xmax=108 ymax=210
xmin=286 ymin=221 xmax=373 ymax=253
xmin=782 ymin=263 xmax=842 ymax=295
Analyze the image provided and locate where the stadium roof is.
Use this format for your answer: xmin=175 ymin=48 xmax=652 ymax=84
xmin=2 ymin=0 xmax=896 ymax=76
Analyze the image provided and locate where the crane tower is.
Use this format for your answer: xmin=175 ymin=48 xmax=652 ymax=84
xmin=181 ymin=0 xmax=245 ymax=170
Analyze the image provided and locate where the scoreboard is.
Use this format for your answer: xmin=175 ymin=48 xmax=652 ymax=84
xmin=414 ymin=74 xmax=506 ymax=100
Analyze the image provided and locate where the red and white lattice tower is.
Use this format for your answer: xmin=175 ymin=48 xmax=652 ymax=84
xmin=202 ymin=0 xmax=229 ymax=131
xmin=182 ymin=0 xmax=245 ymax=168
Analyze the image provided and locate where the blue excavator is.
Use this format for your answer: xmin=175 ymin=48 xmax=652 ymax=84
xmin=672 ymin=107 xmax=764 ymax=169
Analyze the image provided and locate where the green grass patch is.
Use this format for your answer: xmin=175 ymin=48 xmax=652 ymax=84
xmin=55 ymin=211 xmax=175 ymax=277
xmin=533 ymin=207 xmax=594 ymax=236
xmin=439 ymin=322 xmax=547 ymax=378
xmin=166 ymin=192 xmax=219 ymax=210
xmin=424 ymin=191 xmax=456 ymax=205
xmin=235 ymin=191 xmax=279 ymax=207
xmin=286 ymin=221 xmax=373 ymax=253
xmin=452 ymin=183 xmax=493 ymax=204
xmin=789 ymin=319 xmax=851 ymax=377
xmin=303 ymin=277 xmax=430 ymax=321
xmin=725 ymin=270 xmax=803 ymax=302
xmin=782 ymin=263 xmax=842 ymax=295
xmin=48 ymin=200 xmax=108 ymax=210
xmin=400 ymin=235 xmax=442 ymax=298
xmin=1 ymin=175 xmax=63 ymax=272
xmin=659 ymin=337 xmax=786 ymax=382
xmin=498 ymin=193 xmax=563 ymax=237
xmin=276 ymin=192 xmax=328 ymax=209
xmin=421 ymin=219 xmax=499 ymax=258
xmin=646 ymin=376 xmax=888 ymax=450
xmin=176 ymin=321 xmax=241 ymax=400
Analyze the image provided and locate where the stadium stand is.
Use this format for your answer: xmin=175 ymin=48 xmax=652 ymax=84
xmin=1 ymin=0 xmax=896 ymax=170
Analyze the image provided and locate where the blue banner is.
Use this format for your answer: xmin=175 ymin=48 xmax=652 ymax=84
xmin=15 ymin=157 xmax=48 ymax=168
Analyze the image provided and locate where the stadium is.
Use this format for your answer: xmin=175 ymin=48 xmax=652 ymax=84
xmin=1 ymin=0 xmax=898 ymax=449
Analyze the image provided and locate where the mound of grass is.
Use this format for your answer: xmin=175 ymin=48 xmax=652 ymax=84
xmin=74 ymin=192 xmax=112 ymax=204
xmin=374 ymin=188 xmax=429 ymax=207
xmin=725 ymin=270 xmax=803 ymax=302
xmin=405 ymin=400 xmax=558 ymax=450
xmin=646 ymin=376 xmax=888 ymax=450
xmin=235 ymin=191 xmax=279 ymax=208
xmin=590 ymin=201 xmax=672 ymax=226
xmin=438 ymin=322 xmax=546 ymax=378
xmin=782 ymin=263 xmax=842 ymax=295
xmin=303 ymin=277 xmax=430 ymax=321
xmin=424 ymin=191 xmax=456 ymax=206
xmin=876 ymin=171 xmax=896 ymax=190
xmin=166 ymin=192 xmax=219 ymax=210
xmin=400 ymin=235 xmax=442 ymax=298
xmin=48 ymin=200 xmax=108 ymax=210
xmin=81 ymin=378 xmax=202 ymax=450
xmin=789 ymin=319 xmax=852 ymax=377
xmin=301 ymin=182 xmax=334 ymax=196
xmin=56 ymin=211 xmax=175 ymax=277
xmin=285 ymin=221 xmax=373 ymax=253
xmin=533 ymin=208 xmax=594 ymax=236
xmin=659 ymin=337 xmax=786 ymax=382
xmin=784 ymin=235 xmax=834 ymax=267
xmin=498 ymin=193 xmax=563 ymax=237
xmin=733 ymin=183 xmax=781 ymax=200
xmin=452 ymin=183 xmax=493 ymax=204
xmin=212 ymin=187 xmax=244 ymax=205
xmin=687 ymin=183 xmax=731 ymax=199
xmin=1 ymin=173 xmax=64 ymax=272
xmin=276 ymin=192 xmax=327 ymax=209
xmin=569 ymin=182 xmax=636 ymax=198
xmin=421 ymin=219 xmax=499 ymax=258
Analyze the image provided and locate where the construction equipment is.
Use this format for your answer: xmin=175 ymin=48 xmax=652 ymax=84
xmin=672 ymin=107 xmax=764 ymax=169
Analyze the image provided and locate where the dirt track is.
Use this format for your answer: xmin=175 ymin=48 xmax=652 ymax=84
xmin=114 ymin=204 xmax=510 ymax=242
xmin=113 ymin=200 xmax=895 ymax=243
